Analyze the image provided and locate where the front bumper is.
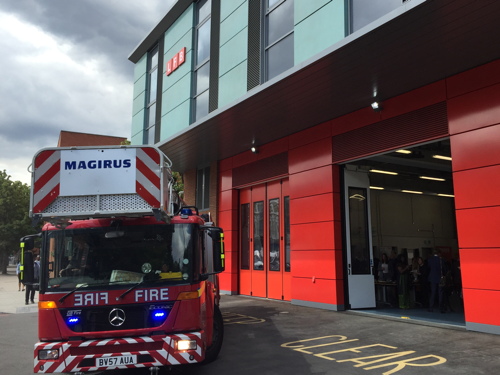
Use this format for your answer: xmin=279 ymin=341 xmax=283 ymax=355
xmin=34 ymin=332 xmax=204 ymax=373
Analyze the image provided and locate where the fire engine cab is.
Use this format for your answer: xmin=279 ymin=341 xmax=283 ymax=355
xmin=21 ymin=146 xmax=225 ymax=374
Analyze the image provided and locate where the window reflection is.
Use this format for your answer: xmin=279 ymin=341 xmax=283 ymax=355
xmin=348 ymin=187 xmax=371 ymax=275
xmin=269 ymin=198 xmax=280 ymax=271
xmin=267 ymin=34 xmax=294 ymax=80
xmin=351 ymin=0 xmax=403 ymax=33
xmin=253 ymin=201 xmax=264 ymax=270
xmin=240 ymin=204 xmax=250 ymax=270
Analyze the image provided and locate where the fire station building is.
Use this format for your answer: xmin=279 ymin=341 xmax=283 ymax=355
xmin=129 ymin=0 xmax=500 ymax=335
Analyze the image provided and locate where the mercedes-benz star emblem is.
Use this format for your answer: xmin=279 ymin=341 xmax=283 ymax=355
xmin=109 ymin=308 xmax=126 ymax=327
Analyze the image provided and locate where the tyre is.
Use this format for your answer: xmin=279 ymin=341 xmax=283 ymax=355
xmin=203 ymin=305 xmax=223 ymax=363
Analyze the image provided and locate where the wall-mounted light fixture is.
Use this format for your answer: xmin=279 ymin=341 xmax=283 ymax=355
xmin=371 ymin=101 xmax=382 ymax=112
xmin=251 ymin=146 xmax=258 ymax=154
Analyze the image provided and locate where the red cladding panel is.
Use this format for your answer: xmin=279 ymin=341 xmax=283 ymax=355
xmin=448 ymin=83 xmax=500 ymax=135
xmin=219 ymin=271 xmax=238 ymax=293
xmin=289 ymin=122 xmax=331 ymax=149
xmin=290 ymin=193 xmax=334 ymax=225
xmin=450 ymin=125 xmax=500 ymax=171
xmin=291 ymin=221 xmax=334 ymax=250
xmin=256 ymin=137 xmax=289 ymax=159
xmin=454 ymin=165 xmax=500 ymax=209
xmin=447 ymin=60 xmax=500 ymax=98
xmin=289 ymin=138 xmax=332 ymax=174
xmin=219 ymin=158 xmax=233 ymax=172
xmin=331 ymin=107 xmax=381 ymax=136
xmin=289 ymin=166 xmax=333 ymax=199
xmin=220 ymin=169 xmax=233 ymax=191
xmin=381 ymin=81 xmax=446 ymax=120
xmin=460 ymin=248 xmax=500 ymax=291
xmin=219 ymin=189 xmax=238 ymax=212
xmin=463 ymin=289 xmax=500 ymax=326
xmin=218 ymin=210 xmax=238 ymax=232
xmin=291 ymin=277 xmax=343 ymax=306
xmin=456 ymin=207 xmax=500 ymax=248
xmin=223 ymin=248 xmax=239 ymax=274
xmin=292 ymin=250 xmax=343 ymax=279
xmin=232 ymin=150 xmax=258 ymax=168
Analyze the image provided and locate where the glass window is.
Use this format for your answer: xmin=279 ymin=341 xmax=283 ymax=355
xmin=198 ymin=0 xmax=211 ymax=23
xmin=149 ymin=71 xmax=157 ymax=104
xmin=147 ymin=103 xmax=156 ymax=128
xmin=269 ymin=198 xmax=280 ymax=271
xmin=350 ymin=0 xmax=403 ymax=33
xmin=146 ymin=125 xmax=155 ymax=145
xmin=240 ymin=204 xmax=250 ymax=270
xmin=145 ymin=46 xmax=159 ymax=145
xmin=196 ymin=166 xmax=210 ymax=210
xmin=266 ymin=0 xmax=294 ymax=46
xmin=264 ymin=0 xmax=294 ymax=81
xmin=197 ymin=20 xmax=211 ymax=64
xmin=253 ymin=201 xmax=264 ymax=270
xmin=267 ymin=34 xmax=294 ymax=81
xmin=284 ymin=196 xmax=290 ymax=272
xmin=196 ymin=62 xmax=210 ymax=95
xmin=348 ymin=187 xmax=371 ymax=275
xmin=195 ymin=91 xmax=209 ymax=121
xmin=194 ymin=0 xmax=211 ymax=122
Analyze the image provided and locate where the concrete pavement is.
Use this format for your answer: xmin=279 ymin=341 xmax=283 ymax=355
xmin=0 ymin=265 xmax=38 ymax=314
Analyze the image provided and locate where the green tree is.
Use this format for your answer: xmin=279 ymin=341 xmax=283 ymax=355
xmin=0 ymin=170 xmax=37 ymax=274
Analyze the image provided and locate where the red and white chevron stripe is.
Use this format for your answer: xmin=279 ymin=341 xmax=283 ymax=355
xmin=31 ymin=147 xmax=163 ymax=215
xmin=34 ymin=333 xmax=204 ymax=373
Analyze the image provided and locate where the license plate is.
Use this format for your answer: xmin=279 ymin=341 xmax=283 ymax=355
xmin=96 ymin=355 xmax=137 ymax=367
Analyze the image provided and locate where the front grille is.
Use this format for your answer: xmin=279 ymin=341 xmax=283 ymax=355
xmin=60 ymin=302 xmax=174 ymax=333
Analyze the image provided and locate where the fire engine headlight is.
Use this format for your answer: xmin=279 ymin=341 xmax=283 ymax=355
xmin=176 ymin=339 xmax=197 ymax=351
xmin=38 ymin=349 xmax=59 ymax=360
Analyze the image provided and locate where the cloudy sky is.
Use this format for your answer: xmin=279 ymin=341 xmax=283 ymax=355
xmin=0 ymin=0 xmax=176 ymax=185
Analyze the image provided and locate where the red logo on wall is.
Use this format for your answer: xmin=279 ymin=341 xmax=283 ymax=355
xmin=166 ymin=47 xmax=186 ymax=76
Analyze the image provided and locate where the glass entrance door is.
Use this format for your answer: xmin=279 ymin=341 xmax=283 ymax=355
xmin=239 ymin=180 xmax=290 ymax=300
xmin=344 ymin=169 xmax=376 ymax=308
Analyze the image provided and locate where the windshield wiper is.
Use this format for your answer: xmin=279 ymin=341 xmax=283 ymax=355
xmin=118 ymin=280 xmax=146 ymax=300
xmin=59 ymin=283 xmax=88 ymax=303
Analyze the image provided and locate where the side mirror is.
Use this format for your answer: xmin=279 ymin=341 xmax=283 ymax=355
xmin=201 ymin=226 xmax=225 ymax=274
xmin=20 ymin=236 xmax=35 ymax=251
xmin=20 ymin=233 xmax=41 ymax=284
xmin=21 ymin=251 xmax=35 ymax=284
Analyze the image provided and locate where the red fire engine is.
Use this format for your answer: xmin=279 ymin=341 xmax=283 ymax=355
xmin=21 ymin=146 xmax=225 ymax=374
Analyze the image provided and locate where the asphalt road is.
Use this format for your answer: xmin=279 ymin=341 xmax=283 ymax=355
xmin=1 ymin=295 xmax=500 ymax=375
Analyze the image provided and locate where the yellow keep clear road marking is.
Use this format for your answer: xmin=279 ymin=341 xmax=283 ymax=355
xmin=222 ymin=312 xmax=265 ymax=324
xmin=282 ymin=334 xmax=446 ymax=375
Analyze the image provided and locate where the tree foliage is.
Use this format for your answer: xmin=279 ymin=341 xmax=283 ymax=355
xmin=0 ymin=170 xmax=38 ymax=274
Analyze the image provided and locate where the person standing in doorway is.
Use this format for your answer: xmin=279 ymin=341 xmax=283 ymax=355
xmin=428 ymin=249 xmax=445 ymax=312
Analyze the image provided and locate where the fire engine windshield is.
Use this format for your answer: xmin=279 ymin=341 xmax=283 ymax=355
xmin=44 ymin=224 xmax=196 ymax=290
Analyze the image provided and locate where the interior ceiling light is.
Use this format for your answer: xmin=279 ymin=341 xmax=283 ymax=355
xmin=438 ymin=193 xmax=455 ymax=198
xmin=369 ymin=186 xmax=384 ymax=190
xmin=370 ymin=169 xmax=398 ymax=175
xmin=402 ymin=190 xmax=423 ymax=194
xmin=395 ymin=149 xmax=412 ymax=154
xmin=433 ymin=154 xmax=452 ymax=161
xmin=420 ymin=176 xmax=446 ymax=181
xmin=251 ymin=146 xmax=258 ymax=154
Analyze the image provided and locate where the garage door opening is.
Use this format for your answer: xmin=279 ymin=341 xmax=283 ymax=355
xmin=343 ymin=139 xmax=465 ymax=326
